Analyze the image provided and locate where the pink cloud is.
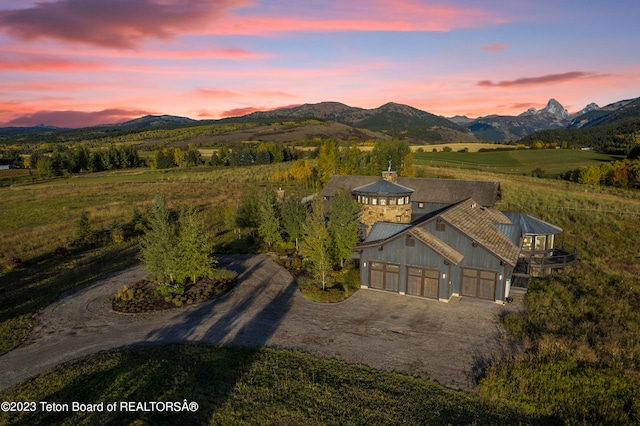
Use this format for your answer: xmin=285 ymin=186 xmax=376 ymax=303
xmin=2 ymin=82 xmax=96 ymax=92
xmin=481 ymin=43 xmax=509 ymax=52
xmin=97 ymin=47 xmax=265 ymax=60
xmin=477 ymin=71 xmax=607 ymax=87
xmin=220 ymin=103 xmax=302 ymax=118
xmin=195 ymin=88 xmax=297 ymax=99
xmin=4 ymin=108 xmax=152 ymax=128
xmin=0 ymin=53 xmax=103 ymax=72
xmin=209 ymin=1 xmax=506 ymax=35
xmin=220 ymin=106 xmax=265 ymax=117
xmin=0 ymin=0 xmax=245 ymax=49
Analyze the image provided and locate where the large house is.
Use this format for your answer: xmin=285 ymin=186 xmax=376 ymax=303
xmin=319 ymin=171 xmax=576 ymax=303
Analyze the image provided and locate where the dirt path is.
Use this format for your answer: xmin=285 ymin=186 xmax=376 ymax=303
xmin=0 ymin=254 xmax=520 ymax=392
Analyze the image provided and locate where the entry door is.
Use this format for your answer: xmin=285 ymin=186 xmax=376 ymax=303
xmin=370 ymin=262 xmax=400 ymax=292
xmin=407 ymin=267 xmax=439 ymax=299
xmin=461 ymin=268 xmax=496 ymax=300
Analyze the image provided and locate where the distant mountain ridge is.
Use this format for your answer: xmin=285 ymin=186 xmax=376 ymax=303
xmin=241 ymin=101 xmax=477 ymax=143
xmin=453 ymin=98 xmax=612 ymax=142
xmin=2 ymin=96 xmax=639 ymax=146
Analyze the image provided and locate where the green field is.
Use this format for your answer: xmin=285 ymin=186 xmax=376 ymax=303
xmin=414 ymin=149 xmax=624 ymax=176
xmin=1 ymin=162 xmax=640 ymax=425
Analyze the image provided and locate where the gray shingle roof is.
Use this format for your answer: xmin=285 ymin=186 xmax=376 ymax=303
xmin=437 ymin=199 xmax=520 ymax=266
xmin=319 ymin=175 xmax=501 ymax=207
xmin=409 ymin=227 xmax=464 ymax=265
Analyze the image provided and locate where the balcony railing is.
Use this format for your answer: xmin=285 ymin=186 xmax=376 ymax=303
xmin=511 ymin=244 xmax=578 ymax=288
xmin=526 ymin=248 xmax=577 ymax=269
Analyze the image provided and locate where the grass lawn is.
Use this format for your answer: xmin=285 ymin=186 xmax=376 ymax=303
xmin=0 ymin=345 xmax=551 ymax=425
xmin=414 ymin=149 xmax=624 ymax=176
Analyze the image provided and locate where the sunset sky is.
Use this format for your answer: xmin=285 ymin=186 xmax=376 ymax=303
xmin=1 ymin=0 xmax=639 ymax=128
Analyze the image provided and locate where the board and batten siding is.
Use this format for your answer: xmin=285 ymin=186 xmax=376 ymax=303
xmin=360 ymin=233 xmax=450 ymax=299
xmin=360 ymin=222 xmax=513 ymax=302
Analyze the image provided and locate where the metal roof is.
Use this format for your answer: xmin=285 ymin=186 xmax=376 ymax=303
xmin=502 ymin=211 xmax=563 ymax=235
xmin=492 ymin=223 xmax=522 ymax=247
xmin=353 ymin=179 xmax=414 ymax=196
xmin=364 ymin=222 xmax=411 ymax=243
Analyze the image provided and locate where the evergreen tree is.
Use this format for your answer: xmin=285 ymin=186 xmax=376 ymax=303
xmin=174 ymin=208 xmax=216 ymax=284
xmin=75 ymin=212 xmax=94 ymax=244
xmin=328 ymin=187 xmax=361 ymax=268
xmin=209 ymin=151 xmax=221 ymax=166
xmin=139 ymin=195 xmax=178 ymax=283
xmin=236 ymin=186 xmax=261 ymax=228
xmin=185 ymin=145 xmax=202 ymax=167
xmin=257 ymin=191 xmax=282 ymax=247
xmin=280 ymin=198 xmax=307 ymax=248
xmin=300 ymin=197 xmax=332 ymax=290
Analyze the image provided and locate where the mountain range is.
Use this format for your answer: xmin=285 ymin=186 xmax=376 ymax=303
xmin=2 ymin=96 xmax=639 ymax=145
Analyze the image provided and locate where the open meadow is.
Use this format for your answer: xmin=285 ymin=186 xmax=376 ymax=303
xmin=1 ymin=161 xmax=640 ymax=424
xmin=414 ymin=148 xmax=625 ymax=176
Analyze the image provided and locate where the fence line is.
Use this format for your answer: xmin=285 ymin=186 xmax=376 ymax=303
xmin=495 ymin=202 xmax=640 ymax=217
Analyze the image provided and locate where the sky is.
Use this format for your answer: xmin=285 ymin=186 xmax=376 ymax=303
xmin=0 ymin=0 xmax=639 ymax=128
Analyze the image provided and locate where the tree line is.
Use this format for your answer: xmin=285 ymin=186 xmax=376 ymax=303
xmin=27 ymin=144 xmax=142 ymax=177
xmin=220 ymin=186 xmax=361 ymax=289
xmin=519 ymin=118 xmax=640 ymax=155
xmin=563 ymin=150 xmax=640 ymax=188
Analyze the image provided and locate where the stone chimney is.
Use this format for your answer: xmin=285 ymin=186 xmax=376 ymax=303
xmin=381 ymin=170 xmax=397 ymax=183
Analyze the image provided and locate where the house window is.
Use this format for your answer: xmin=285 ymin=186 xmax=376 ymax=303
xmin=418 ymin=202 xmax=424 ymax=208
xmin=522 ymin=236 xmax=532 ymax=250
xmin=547 ymin=234 xmax=555 ymax=250
xmin=405 ymin=236 xmax=415 ymax=247
xmin=396 ymin=215 xmax=402 ymax=222
xmin=398 ymin=197 xmax=404 ymax=205
xmin=357 ymin=195 xmax=361 ymax=202
xmin=535 ymin=235 xmax=546 ymax=251
xmin=372 ymin=198 xmax=377 ymax=205
xmin=389 ymin=197 xmax=396 ymax=205
xmin=379 ymin=198 xmax=387 ymax=206
xmin=436 ymin=220 xmax=445 ymax=232
xmin=363 ymin=197 xmax=368 ymax=204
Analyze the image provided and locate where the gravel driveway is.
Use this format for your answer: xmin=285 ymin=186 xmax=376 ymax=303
xmin=0 ymin=254 xmax=521 ymax=392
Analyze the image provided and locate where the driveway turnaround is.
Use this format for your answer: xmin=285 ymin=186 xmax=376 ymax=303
xmin=0 ymin=254 xmax=520 ymax=392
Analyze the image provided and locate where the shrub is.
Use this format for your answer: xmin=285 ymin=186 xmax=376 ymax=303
xmin=75 ymin=212 xmax=94 ymax=244
xmin=54 ymin=247 xmax=70 ymax=257
xmin=5 ymin=254 xmax=22 ymax=270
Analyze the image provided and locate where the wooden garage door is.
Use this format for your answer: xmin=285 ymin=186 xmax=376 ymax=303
xmin=461 ymin=268 xmax=496 ymax=300
xmin=370 ymin=262 xmax=400 ymax=292
xmin=407 ymin=267 xmax=439 ymax=299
